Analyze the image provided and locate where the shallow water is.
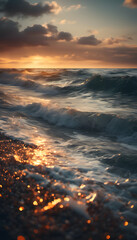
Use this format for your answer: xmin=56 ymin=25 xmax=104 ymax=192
xmin=0 ymin=68 xmax=137 ymax=239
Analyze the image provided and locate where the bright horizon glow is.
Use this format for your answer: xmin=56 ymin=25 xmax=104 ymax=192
xmin=0 ymin=0 xmax=137 ymax=68
xmin=0 ymin=56 xmax=137 ymax=69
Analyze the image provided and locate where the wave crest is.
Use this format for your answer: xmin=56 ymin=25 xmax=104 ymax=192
xmin=84 ymin=74 xmax=137 ymax=96
xmin=23 ymin=102 xmax=137 ymax=143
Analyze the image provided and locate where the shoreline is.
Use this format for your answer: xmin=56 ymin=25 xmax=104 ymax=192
xmin=0 ymin=133 xmax=124 ymax=240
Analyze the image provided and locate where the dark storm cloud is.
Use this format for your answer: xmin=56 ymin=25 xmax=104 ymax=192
xmin=21 ymin=25 xmax=49 ymax=46
xmin=0 ymin=18 xmax=73 ymax=50
xmin=0 ymin=18 xmax=20 ymax=46
xmin=57 ymin=31 xmax=73 ymax=41
xmin=0 ymin=18 xmax=48 ymax=47
xmin=123 ymin=0 xmax=137 ymax=8
xmin=47 ymin=24 xmax=58 ymax=34
xmin=23 ymin=25 xmax=48 ymax=35
xmin=0 ymin=0 xmax=61 ymax=17
xmin=77 ymin=35 xmax=102 ymax=46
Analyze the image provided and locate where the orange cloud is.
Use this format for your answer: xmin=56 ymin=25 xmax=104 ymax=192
xmin=67 ymin=4 xmax=82 ymax=11
xmin=59 ymin=19 xmax=76 ymax=25
xmin=0 ymin=41 xmax=137 ymax=68
xmin=103 ymin=37 xmax=132 ymax=45
xmin=0 ymin=16 xmax=136 ymax=68
xmin=123 ymin=0 xmax=137 ymax=8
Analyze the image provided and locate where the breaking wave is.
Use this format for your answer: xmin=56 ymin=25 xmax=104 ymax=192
xmin=1 ymin=70 xmax=137 ymax=98
xmin=22 ymin=102 xmax=137 ymax=143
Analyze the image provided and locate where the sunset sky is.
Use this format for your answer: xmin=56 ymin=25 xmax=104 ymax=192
xmin=0 ymin=0 xmax=137 ymax=68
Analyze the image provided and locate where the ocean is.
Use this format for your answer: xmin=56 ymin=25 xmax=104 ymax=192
xmin=0 ymin=68 xmax=137 ymax=239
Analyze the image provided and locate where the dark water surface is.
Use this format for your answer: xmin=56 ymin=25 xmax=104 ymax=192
xmin=0 ymin=68 xmax=137 ymax=239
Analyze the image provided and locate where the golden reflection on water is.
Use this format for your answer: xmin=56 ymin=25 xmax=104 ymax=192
xmin=30 ymin=137 xmax=67 ymax=167
xmin=1 ymin=133 xmax=130 ymax=240
xmin=4 ymin=135 xmax=98 ymax=219
xmin=13 ymin=136 xmax=66 ymax=168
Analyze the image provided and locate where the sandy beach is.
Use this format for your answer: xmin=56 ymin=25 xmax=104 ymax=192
xmin=0 ymin=132 xmax=125 ymax=240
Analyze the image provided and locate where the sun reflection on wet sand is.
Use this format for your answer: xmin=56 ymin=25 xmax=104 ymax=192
xmin=12 ymin=136 xmax=66 ymax=168
xmin=8 ymin=135 xmax=99 ymax=219
xmin=41 ymin=198 xmax=62 ymax=212
xmin=86 ymin=193 xmax=97 ymax=203
xmin=0 ymin=133 xmax=130 ymax=240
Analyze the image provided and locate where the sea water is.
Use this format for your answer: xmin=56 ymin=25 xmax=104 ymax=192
xmin=0 ymin=68 xmax=137 ymax=239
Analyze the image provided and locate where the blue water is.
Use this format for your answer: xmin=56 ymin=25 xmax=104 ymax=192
xmin=0 ymin=68 xmax=137 ymax=239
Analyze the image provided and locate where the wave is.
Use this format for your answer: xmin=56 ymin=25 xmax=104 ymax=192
xmin=0 ymin=72 xmax=39 ymax=88
xmin=103 ymin=153 xmax=137 ymax=173
xmin=1 ymin=70 xmax=137 ymax=99
xmin=21 ymin=102 xmax=137 ymax=143
xmin=0 ymin=90 xmax=13 ymax=107
xmin=33 ymin=69 xmax=65 ymax=81
xmin=0 ymin=72 xmax=60 ymax=95
xmin=84 ymin=74 xmax=137 ymax=96
xmin=0 ymin=71 xmax=79 ymax=97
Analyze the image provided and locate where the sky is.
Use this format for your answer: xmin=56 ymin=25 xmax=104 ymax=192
xmin=0 ymin=0 xmax=137 ymax=68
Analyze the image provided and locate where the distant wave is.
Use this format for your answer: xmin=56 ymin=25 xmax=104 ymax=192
xmin=0 ymin=72 xmax=79 ymax=96
xmin=1 ymin=70 xmax=137 ymax=99
xmin=84 ymin=74 xmax=137 ymax=96
xmin=0 ymin=90 xmax=12 ymax=107
xmin=0 ymin=72 xmax=40 ymax=88
xmin=22 ymin=102 xmax=137 ymax=143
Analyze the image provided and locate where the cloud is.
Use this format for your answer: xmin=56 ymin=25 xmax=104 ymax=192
xmin=88 ymin=29 xmax=99 ymax=35
xmin=123 ymin=0 xmax=137 ymax=8
xmin=0 ymin=18 xmax=48 ymax=47
xmin=0 ymin=17 xmax=21 ymax=46
xmin=103 ymin=37 xmax=132 ymax=45
xmin=0 ymin=18 xmax=73 ymax=50
xmin=0 ymin=17 xmax=136 ymax=67
xmin=47 ymin=24 xmax=58 ymax=34
xmin=0 ymin=0 xmax=62 ymax=17
xmin=77 ymin=35 xmax=102 ymax=46
xmin=23 ymin=24 xmax=48 ymax=35
xmin=59 ymin=19 xmax=76 ymax=25
xmin=57 ymin=31 xmax=73 ymax=41
xmin=67 ymin=4 xmax=82 ymax=11
xmin=0 ymin=37 xmax=137 ymax=67
xmin=59 ymin=19 xmax=66 ymax=25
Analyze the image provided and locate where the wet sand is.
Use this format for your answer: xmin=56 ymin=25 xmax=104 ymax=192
xmin=0 ymin=133 xmax=125 ymax=240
